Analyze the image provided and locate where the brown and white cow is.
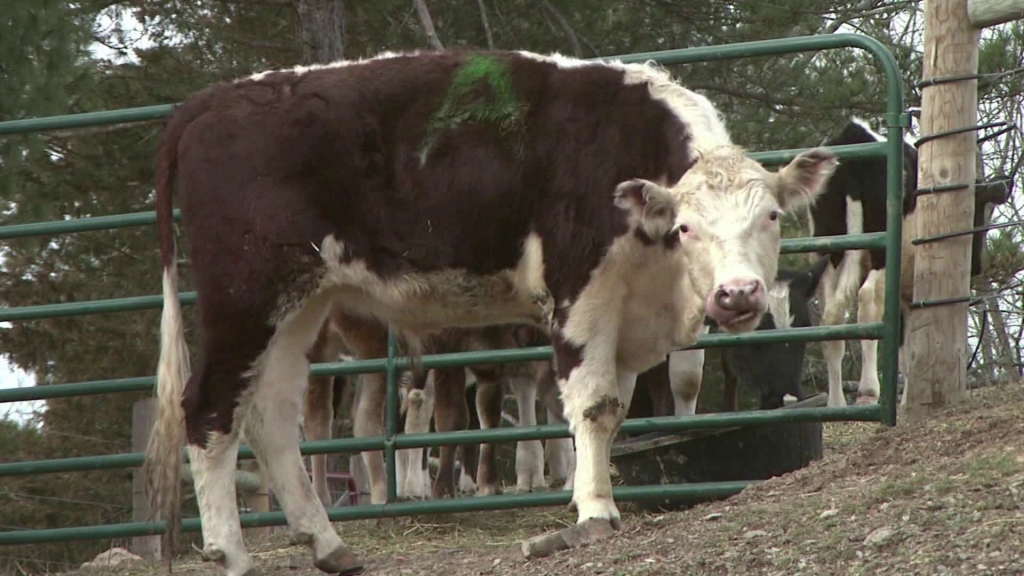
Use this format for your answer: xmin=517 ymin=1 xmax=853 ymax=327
xmin=809 ymin=117 xmax=1011 ymax=408
xmin=143 ymin=49 xmax=837 ymax=575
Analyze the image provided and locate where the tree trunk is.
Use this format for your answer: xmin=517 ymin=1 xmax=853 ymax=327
xmin=477 ymin=0 xmax=494 ymax=49
xmin=538 ymin=0 xmax=582 ymax=56
xmin=986 ymin=294 xmax=1018 ymax=378
xmin=414 ymin=0 xmax=445 ymax=51
xmin=297 ymin=0 xmax=346 ymax=65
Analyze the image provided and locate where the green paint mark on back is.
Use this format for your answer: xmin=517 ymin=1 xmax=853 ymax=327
xmin=418 ymin=54 xmax=529 ymax=166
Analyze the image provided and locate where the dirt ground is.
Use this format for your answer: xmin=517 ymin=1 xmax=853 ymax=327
xmin=89 ymin=384 xmax=1024 ymax=576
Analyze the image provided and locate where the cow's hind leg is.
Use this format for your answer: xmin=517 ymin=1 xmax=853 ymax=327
xmin=186 ymin=410 xmax=250 ymax=576
xmin=856 ymin=268 xmax=885 ymax=404
xmin=819 ymin=259 xmax=850 ymax=407
xmin=183 ymin=331 xmax=273 ymax=575
xmin=241 ymin=296 xmax=361 ymax=575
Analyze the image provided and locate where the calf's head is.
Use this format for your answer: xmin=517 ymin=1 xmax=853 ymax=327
xmin=615 ymin=146 xmax=838 ymax=334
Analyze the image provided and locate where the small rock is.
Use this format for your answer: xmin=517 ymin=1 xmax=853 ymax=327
xmin=864 ymin=526 xmax=895 ymax=547
xmin=704 ymin=512 xmax=724 ymax=521
xmin=80 ymin=548 xmax=143 ymax=570
xmin=819 ymin=509 xmax=838 ymax=519
xmin=744 ymin=530 xmax=768 ymax=539
xmin=493 ymin=558 xmax=502 ymax=566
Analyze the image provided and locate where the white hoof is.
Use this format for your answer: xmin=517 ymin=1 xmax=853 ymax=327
xmin=572 ymin=495 xmax=621 ymax=530
xmin=458 ymin=469 xmax=478 ymax=494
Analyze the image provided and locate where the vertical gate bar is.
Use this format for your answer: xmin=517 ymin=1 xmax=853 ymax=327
xmin=385 ymin=327 xmax=400 ymax=502
xmin=880 ymin=104 xmax=905 ymax=426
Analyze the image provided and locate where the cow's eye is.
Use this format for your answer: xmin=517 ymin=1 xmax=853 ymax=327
xmin=768 ymin=211 xmax=780 ymax=222
xmin=679 ymin=224 xmax=690 ymax=234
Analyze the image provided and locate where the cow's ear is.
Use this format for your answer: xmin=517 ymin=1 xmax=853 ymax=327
xmin=775 ymin=148 xmax=838 ymax=210
xmin=613 ymin=178 xmax=676 ymax=239
xmin=976 ymin=179 xmax=1011 ymax=207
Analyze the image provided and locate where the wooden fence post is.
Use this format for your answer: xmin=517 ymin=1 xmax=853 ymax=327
xmin=131 ymin=398 xmax=160 ymax=559
xmin=905 ymin=0 xmax=1023 ymax=417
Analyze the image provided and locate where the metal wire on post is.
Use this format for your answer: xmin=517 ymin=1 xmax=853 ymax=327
xmin=906 ymin=85 xmax=1022 ymax=311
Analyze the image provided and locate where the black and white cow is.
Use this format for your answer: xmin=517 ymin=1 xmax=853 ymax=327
xmin=810 ymin=117 xmax=1011 ymax=407
xmin=143 ymin=49 xmax=838 ymax=575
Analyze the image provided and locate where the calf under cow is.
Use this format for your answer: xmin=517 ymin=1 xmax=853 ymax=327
xmin=143 ymin=48 xmax=838 ymax=576
xmin=304 ymin=320 xmax=574 ymax=505
xmin=810 ymin=117 xmax=1011 ymax=408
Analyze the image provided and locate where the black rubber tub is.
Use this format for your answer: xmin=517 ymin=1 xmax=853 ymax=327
xmin=610 ymin=392 xmax=827 ymax=512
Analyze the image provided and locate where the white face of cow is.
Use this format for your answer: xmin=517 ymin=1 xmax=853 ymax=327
xmin=615 ymin=146 xmax=838 ymax=335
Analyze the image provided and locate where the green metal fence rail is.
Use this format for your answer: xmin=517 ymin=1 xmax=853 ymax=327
xmin=0 ymin=32 xmax=904 ymax=546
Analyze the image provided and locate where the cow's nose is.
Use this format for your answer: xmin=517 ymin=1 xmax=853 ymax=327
xmin=714 ymin=280 xmax=762 ymax=312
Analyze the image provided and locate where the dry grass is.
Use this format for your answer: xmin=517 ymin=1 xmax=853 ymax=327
xmin=77 ymin=383 xmax=1024 ymax=576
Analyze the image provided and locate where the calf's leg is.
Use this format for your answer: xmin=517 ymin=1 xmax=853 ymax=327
xmin=510 ymin=374 xmax=546 ymax=493
xmin=473 ymin=370 xmax=504 ymax=496
xmin=538 ymin=363 xmax=574 ymax=489
xmin=398 ymin=371 xmax=434 ymax=500
xmin=432 ymin=366 xmax=468 ymax=499
xmin=304 ymin=374 xmax=335 ymax=508
xmin=337 ymin=317 xmax=391 ymax=505
xmin=458 ymin=377 xmax=480 ymax=494
xmin=668 ymin=341 xmax=706 ymax=416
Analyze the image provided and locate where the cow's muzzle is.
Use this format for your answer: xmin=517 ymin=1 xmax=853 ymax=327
xmin=704 ymin=279 xmax=765 ymax=332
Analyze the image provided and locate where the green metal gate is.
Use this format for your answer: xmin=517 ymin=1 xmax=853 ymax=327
xmin=0 ymin=32 xmax=905 ymax=546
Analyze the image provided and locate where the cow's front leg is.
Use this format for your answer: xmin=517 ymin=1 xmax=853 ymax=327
xmin=556 ymin=342 xmax=627 ymax=528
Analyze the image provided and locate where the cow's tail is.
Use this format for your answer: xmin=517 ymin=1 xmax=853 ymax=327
xmin=142 ymin=104 xmax=194 ymax=572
